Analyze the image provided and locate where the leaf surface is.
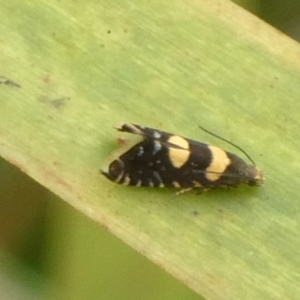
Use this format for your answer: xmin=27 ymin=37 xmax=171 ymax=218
xmin=1 ymin=1 xmax=300 ymax=299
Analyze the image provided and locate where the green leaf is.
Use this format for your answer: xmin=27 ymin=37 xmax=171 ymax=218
xmin=1 ymin=1 xmax=300 ymax=299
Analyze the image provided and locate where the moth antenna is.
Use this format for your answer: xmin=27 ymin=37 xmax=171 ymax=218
xmin=198 ymin=125 xmax=256 ymax=166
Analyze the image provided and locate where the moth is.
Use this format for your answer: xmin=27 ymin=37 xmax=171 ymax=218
xmin=101 ymin=123 xmax=264 ymax=192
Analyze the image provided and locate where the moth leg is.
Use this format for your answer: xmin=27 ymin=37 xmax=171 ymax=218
xmin=195 ymin=188 xmax=210 ymax=195
xmin=175 ymin=187 xmax=194 ymax=196
xmin=175 ymin=186 xmax=210 ymax=196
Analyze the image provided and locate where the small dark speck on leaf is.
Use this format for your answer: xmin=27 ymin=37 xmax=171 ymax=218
xmin=50 ymin=97 xmax=70 ymax=108
xmin=192 ymin=210 xmax=199 ymax=216
xmin=42 ymin=74 xmax=51 ymax=84
xmin=107 ymin=30 xmax=111 ymax=34
xmin=38 ymin=95 xmax=70 ymax=109
xmin=0 ymin=76 xmax=21 ymax=88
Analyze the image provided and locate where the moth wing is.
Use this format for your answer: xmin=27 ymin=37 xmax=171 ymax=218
xmin=114 ymin=139 xmax=209 ymax=188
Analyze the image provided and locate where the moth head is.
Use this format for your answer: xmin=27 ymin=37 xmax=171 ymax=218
xmin=222 ymin=153 xmax=264 ymax=187
xmin=243 ymin=165 xmax=265 ymax=187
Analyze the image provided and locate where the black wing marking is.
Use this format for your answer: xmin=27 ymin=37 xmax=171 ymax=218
xmin=113 ymin=139 xmax=215 ymax=188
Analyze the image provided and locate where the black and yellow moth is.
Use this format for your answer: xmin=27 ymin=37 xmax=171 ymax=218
xmin=101 ymin=123 xmax=264 ymax=192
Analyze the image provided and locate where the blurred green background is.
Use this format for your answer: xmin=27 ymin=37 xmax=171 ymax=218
xmin=1 ymin=1 xmax=299 ymax=299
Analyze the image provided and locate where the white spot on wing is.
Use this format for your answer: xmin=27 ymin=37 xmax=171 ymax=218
xmin=172 ymin=181 xmax=181 ymax=188
xmin=153 ymin=131 xmax=162 ymax=139
xmin=152 ymin=141 xmax=162 ymax=155
xmin=153 ymin=171 xmax=164 ymax=187
xmin=137 ymin=147 xmax=144 ymax=157
xmin=148 ymin=180 xmax=154 ymax=187
xmin=192 ymin=181 xmax=203 ymax=187
xmin=122 ymin=174 xmax=131 ymax=185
